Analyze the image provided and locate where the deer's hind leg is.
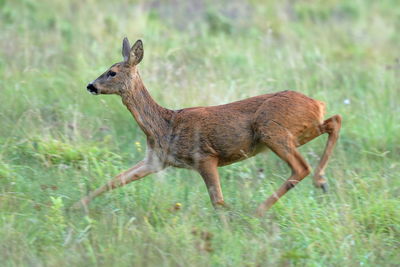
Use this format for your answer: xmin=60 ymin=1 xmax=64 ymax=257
xmin=255 ymin=121 xmax=312 ymax=216
xmin=296 ymin=115 xmax=342 ymax=191
xmin=311 ymin=114 xmax=342 ymax=192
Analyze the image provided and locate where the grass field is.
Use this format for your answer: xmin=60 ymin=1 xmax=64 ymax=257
xmin=1 ymin=0 xmax=399 ymax=266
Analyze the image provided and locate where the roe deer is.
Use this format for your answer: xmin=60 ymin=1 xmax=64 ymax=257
xmin=74 ymin=38 xmax=342 ymax=216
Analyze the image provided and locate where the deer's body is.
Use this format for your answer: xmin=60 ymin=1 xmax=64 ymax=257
xmin=76 ymin=38 xmax=342 ymax=216
xmin=137 ymin=90 xmax=324 ymax=169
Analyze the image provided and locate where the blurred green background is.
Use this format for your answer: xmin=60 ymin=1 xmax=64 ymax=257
xmin=0 ymin=0 xmax=399 ymax=266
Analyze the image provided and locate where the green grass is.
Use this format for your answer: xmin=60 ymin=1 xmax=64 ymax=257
xmin=1 ymin=0 xmax=399 ymax=266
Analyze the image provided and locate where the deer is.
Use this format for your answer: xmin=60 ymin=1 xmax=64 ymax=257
xmin=73 ymin=37 xmax=342 ymax=217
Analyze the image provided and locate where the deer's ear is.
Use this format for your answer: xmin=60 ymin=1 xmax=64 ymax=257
xmin=128 ymin=39 xmax=143 ymax=66
xmin=122 ymin=37 xmax=131 ymax=62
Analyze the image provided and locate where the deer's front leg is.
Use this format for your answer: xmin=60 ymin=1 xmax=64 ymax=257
xmin=197 ymin=158 xmax=226 ymax=208
xmin=72 ymin=160 xmax=156 ymax=209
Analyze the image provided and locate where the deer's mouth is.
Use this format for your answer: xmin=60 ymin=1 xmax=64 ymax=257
xmin=86 ymin=83 xmax=99 ymax=95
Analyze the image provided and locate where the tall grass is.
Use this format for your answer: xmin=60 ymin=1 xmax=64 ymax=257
xmin=1 ymin=0 xmax=399 ymax=266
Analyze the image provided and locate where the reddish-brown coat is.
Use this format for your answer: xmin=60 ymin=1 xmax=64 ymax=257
xmin=74 ymin=38 xmax=342 ymax=216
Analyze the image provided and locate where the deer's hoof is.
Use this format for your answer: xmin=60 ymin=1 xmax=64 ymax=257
xmin=255 ymin=206 xmax=266 ymax=218
xmin=70 ymin=199 xmax=89 ymax=211
xmin=320 ymin=182 xmax=329 ymax=193
xmin=70 ymin=202 xmax=82 ymax=211
xmin=215 ymin=201 xmax=230 ymax=210
xmin=314 ymin=175 xmax=328 ymax=193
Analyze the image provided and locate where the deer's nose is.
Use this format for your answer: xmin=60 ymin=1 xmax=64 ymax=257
xmin=86 ymin=83 xmax=98 ymax=95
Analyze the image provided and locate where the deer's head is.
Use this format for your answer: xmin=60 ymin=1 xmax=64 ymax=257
xmin=86 ymin=38 xmax=143 ymax=95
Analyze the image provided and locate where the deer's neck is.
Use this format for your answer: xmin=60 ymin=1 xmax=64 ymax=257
xmin=121 ymin=76 xmax=172 ymax=142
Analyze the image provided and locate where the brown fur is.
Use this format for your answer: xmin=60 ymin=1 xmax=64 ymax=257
xmin=75 ymin=38 xmax=342 ymax=216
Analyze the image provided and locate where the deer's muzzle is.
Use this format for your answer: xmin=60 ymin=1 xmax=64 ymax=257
xmin=87 ymin=83 xmax=99 ymax=95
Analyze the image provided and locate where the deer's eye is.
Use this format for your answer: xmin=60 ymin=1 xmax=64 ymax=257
xmin=108 ymin=71 xmax=116 ymax=77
